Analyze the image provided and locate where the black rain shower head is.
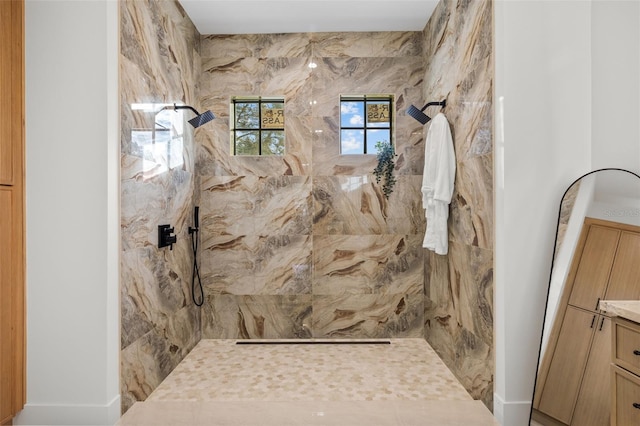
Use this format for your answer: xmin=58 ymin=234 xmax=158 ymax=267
xmin=188 ymin=110 xmax=215 ymax=128
xmin=163 ymin=104 xmax=215 ymax=128
xmin=407 ymin=100 xmax=447 ymax=125
xmin=407 ymin=105 xmax=431 ymax=125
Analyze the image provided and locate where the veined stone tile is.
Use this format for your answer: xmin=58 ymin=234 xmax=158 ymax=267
xmin=258 ymin=58 xmax=311 ymax=98
xmin=449 ymin=153 xmax=493 ymax=250
xmin=309 ymin=113 xmax=424 ymax=178
xmin=257 ymin=33 xmax=313 ymax=58
xmin=313 ymin=235 xmax=424 ymax=296
xmin=120 ymin=0 xmax=202 ymax=414
xmin=424 ymin=241 xmax=493 ymax=407
xmin=312 ymin=32 xmax=374 ymax=58
xmin=311 ymin=57 xmax=424 ymax=116
xmin=201 ymin=57 xmax=262 ymax=95
xmin=121 ymin=245 xmax=192 ymax=347
xmin=252 ymin=176 xmax=313 ymax=235
xmin=200 ymin=234 xmax=312 ymax=295
xmin=383 ymin=176 xmax=426 ymax=235
xmin=555 ymin=180 xmax=581 ymax=259
xmin=310 ymin=116 xmax=377 ymax=177
xmin=201 ymin=33 xmax=312 ymax=59
xmin=121 ymin=168 xmax=196 ymax=250
xmin=201 ymin=34 xmax=263 ymax=59
xmin=199 ymin=175 xmax=260 ymax=235
xmin=447 ymin=242 xmax=493 ymax=344
xmin=394 ymin=116 xmax=428 ymax=176
xmin=449 ymin=0 xmax=492 ymax=78
xmin=120 ymin=282 xmax=154 ymax=350
xmin=312 ymin=175 xmax=387 ymax=235
xmin=195 ymin=118 xmax=311 ymax=177
xmin=201 ymin=295 xmax=313 ymax=339
xmin=312 ymin=176 xmax=423 ymax=235
xmin=312 ymin=294 xmax=424 ymax=338
xmin=121 ymin=315 xmax=200 ymax=414
xmin=424 ymin=314 xmax=493 ymax=408
xmin=419 ymin=1 xmax=494 ymax=409
xmin=370 ymin=32 xmax=423 ymax=57
xmin=199 ymin=175 xmax=312 ymax=238
xmin=120 ymin=0 xmax=199 ymax=105
xmin=121 ymin=333 xmax=163 ymax=413
xmin=166 ymin=304 xmax=202 ymax=354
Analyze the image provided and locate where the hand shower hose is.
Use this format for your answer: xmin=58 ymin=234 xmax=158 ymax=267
xmin=189 ymin=206 xmax=204 ymax=306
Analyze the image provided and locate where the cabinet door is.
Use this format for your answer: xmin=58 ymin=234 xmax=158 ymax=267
xmin=0 ymin=0 xmax=20 ymax=185
xmin=612 ymin=365 xmax=640 ymax=426
xmin=571 ymin=315 xmax=611 ymax=426
xmin=568 ymin=225 xmax=620 ymax=312
xmin=0 ymin=189 xmax=13 ymax=421
xmin=604 ymin=231 xmax=640 ymax=301
xmin=538 ymin=306 xmax=597 ymax=424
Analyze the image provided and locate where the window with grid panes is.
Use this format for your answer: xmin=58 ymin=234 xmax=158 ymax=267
xmin=231 ymin=97 xmax=285 ymax=155
xmin=340 ymin=95 xmax=393 ymax=154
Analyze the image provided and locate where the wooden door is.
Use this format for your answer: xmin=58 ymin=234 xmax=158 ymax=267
xmin=571 ymin=315 xmax=612 ymax=426
xmin=0 ymin=0 xmax=25 ymax=423
xmin=538 ymin=306 xmax=597 ymax=424
xmin=568 ymin=225 xmax=620 ymax=312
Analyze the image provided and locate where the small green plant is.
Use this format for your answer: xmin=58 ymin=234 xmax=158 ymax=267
xmin=373 ymin=141 xmax=396 ymax=199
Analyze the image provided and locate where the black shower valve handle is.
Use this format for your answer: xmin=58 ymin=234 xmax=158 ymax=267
xmin=158 ymin=224 xmax=177 ymax=250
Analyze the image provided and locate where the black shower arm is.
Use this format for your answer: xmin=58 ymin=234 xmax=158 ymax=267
xmin=170 ymin=103 xmax=201 ymax=115
xmin=419 ymin=99 xmax=447 ymax=112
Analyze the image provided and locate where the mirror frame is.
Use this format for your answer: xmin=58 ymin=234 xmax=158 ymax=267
xmin=529 ymin=167 xmax=640 ymax=425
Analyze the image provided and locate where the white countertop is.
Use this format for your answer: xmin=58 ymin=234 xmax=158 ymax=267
xmin=599 ymin=300 xmax=640 ymax=323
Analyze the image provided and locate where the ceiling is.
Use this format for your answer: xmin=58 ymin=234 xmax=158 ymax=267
xmin=178 ymin=0 xmax=440 ymax=35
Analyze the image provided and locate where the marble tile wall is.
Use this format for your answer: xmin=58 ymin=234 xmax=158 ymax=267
xmin=196 ymin=32 xmax=427 ymax=339
xmin=119 ymin=0 xmax=203 ymax=414
xmin=421 ymin=0 xmax=494 ymax=410
xmin=118 ymin=0 xmax=495 ymax=415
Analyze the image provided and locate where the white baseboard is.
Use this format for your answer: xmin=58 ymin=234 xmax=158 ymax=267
xmin=14 ymin=395 xmax=121 ymax=426
xmin=493 ymin=393 xmax=532 ymax=426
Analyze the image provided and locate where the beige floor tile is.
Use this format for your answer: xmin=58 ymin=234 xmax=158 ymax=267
xmin=118 ymin=400 xmax=499 ymax=426
xmin=119 ymin=338 xmax=498 ymax=425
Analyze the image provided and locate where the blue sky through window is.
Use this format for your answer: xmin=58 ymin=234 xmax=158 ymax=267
xmin=340 ymin=96 xmax=392 ymax=154
xmin=341 ymin=101 xmax=365 ymax=128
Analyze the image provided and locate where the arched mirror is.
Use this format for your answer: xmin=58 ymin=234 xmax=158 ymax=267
xmin=530 ymin=168 xmax=640 ymax=426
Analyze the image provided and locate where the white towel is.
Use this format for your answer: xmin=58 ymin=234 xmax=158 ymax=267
xmin=422 ymin=112 xmax=456 ymax=255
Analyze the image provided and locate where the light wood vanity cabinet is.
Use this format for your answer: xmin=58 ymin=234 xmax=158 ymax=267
xmin=572 ymin=314 xmax=612 ymax=426
xmin=567 ymin=224 xmax=619 ymax=312
xmin=605 ymin=233 xmax=640 ymax=302
xmin=534 ymin=219 xmax=640 ymax=426
xmin=611 ymin=318 xmax=640 ymax=426
xmin=537 ymin=307 xmax=611 ymax=425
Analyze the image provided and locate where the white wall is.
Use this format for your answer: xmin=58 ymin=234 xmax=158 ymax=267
xmin=494 ymin=1 xmax=640 ymax=425
xmin=18 ymin=1 xmax=120 ymax=425
xmin=592 ymin=1 xmax=640 ymax=171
